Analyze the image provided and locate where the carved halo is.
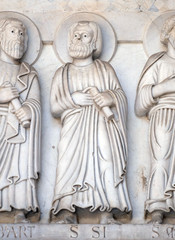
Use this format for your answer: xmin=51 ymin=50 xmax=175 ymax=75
xmin=143 ymin=11 xmax=175 ymax=57
xmin=53 ymin=12 xmax=117 ymax=63
xmin=0 ymin=11 xmax=42 ymax=65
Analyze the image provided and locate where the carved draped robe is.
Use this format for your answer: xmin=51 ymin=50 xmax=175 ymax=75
xmin=0 ymin=60 xmax=40 ymax=213
xmin=135 ymin=52 xmax=175 ymax=213
xmin=51 ymin=59 xmax=131 ymax=214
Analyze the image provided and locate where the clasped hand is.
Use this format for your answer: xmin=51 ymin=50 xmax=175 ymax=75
xmin=72 ymin=90 xmax=114 ymax=108
xmin=93 ymin=92 xmax=114 ymax=109
xmin=152 ymin=74 xmax=175 ymax=98
xmin=0 ymin=86 xmax=19 ymax=103
xmin=72 ymin=91 xmax=93 ymax=106
xmin=15 ymin=105 xmax=31 ymax=124
xmin=0 ymin=86 xmax=31 ymax=124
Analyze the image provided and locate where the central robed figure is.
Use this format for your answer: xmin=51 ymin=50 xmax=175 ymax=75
xmin=50 ymin=21 xmax=131 ymax=224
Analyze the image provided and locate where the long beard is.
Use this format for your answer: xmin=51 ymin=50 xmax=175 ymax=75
xmin=69 ymin=42 xmax=94 ymax=59
xmin=1 ymin=37 xmax=24 ymax=59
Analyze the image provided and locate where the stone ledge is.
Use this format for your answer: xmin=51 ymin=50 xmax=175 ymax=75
xmin=0 ymin=223 xmax=174 ymax=240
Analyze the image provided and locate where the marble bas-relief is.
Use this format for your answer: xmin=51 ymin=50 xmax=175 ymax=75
xmin=135 ymin=16 xmax=175 ymax=224
xmin=50 ymin=21 xmax=131 ymax=224
xmin=0 ymin=18 xmax=41 ymax=223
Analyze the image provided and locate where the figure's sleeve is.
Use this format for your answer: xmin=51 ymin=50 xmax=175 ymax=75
xmin=22 ymin=72 xmax=41 ymax=177
xmin=25 ymin=74 xmax=40 ymax=102
xmin=104 ymin=63 xmax=130 ymax=177
xmin=50 ymin=66 xmax=77 ymax=118
xmin=104 ymin=63 xmax=127 ymax=126
xmin=135 ymin=62 xmax=158 ymax=117
xmin=101 ymin=63 xmax=128 ymax=156
xmin=50 ymin=67 xmax=64 ymax=118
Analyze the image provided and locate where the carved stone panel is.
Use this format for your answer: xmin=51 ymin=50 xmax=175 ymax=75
xmin=1 ymin=1 xmax=175 ymax=240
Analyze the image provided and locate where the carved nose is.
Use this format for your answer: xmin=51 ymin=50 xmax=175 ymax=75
xmin=16 ymin=34 xmax=21 ymax=40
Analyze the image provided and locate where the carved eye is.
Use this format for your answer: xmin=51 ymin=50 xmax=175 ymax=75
xmin=75 ymin=34 xmax=78 ymax=38
xmin=11 ymin=30 xmax=14 ymax=33
xmin=20 ymin=32 xmax=23 ymax=36
xmin=84 ymin=34 xmax=87 ymax=37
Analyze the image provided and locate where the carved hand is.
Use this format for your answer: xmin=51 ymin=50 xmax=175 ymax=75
xmin=0 ymin=86 xmax=19 ymax=103
xmin=72 ymin=91 xmax=93 ymax=106
xmin=93 ymin=92 xmax=114 ymax=109
xmin=152 ymin=75 xmax=175 ymax=98
xmin=15 ymin=105 xmax=31 ymax=124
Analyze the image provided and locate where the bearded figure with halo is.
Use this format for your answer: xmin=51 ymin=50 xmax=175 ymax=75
xmin=50 ymin=21 xmax=131 ymax=224
xmin=135 ymin=16 xmax=175 ymax=224
xmin=0 ymin=18 xmax=40 ymax=223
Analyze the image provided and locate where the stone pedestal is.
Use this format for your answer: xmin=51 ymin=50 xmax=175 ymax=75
xmin=1 ymin=224 xmax=175 ymax=240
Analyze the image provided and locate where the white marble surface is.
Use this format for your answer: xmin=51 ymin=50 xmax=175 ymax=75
xmin=0 ymin=0 xmax=174 ymax=226
xmin=1 ymin=1 xmax=175 ymax=42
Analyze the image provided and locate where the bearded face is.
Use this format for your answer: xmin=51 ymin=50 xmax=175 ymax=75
xmin=0 ymin=22 xmax=26 ymax=60
xmin=68 ymin=24 xmax=96 ymax=59
xmin=69 ymin=41 xmax=95 ymax=59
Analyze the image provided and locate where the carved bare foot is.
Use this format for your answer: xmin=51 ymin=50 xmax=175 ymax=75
xmin=100 ymin=212 xmax=121 ymax=225
xmin=148 ymin=210 xmax=163 ymax=224
xmin=55 ymin=210 xmax=78 ymax=224
xmin=14 ymin=210 xmax=29 ymax=224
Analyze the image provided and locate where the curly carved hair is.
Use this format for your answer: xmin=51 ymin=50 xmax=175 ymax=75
xmin=161 ymin=16 xmax=175 ymax=45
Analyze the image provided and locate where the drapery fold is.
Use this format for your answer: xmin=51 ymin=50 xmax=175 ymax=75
xmin=135 ymin=52 xmax=175 ymax=214
xmin=51 ymin=60 xmax=131 ymax=214
xmin=0 ymin=61 xmax=40 ymax=212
